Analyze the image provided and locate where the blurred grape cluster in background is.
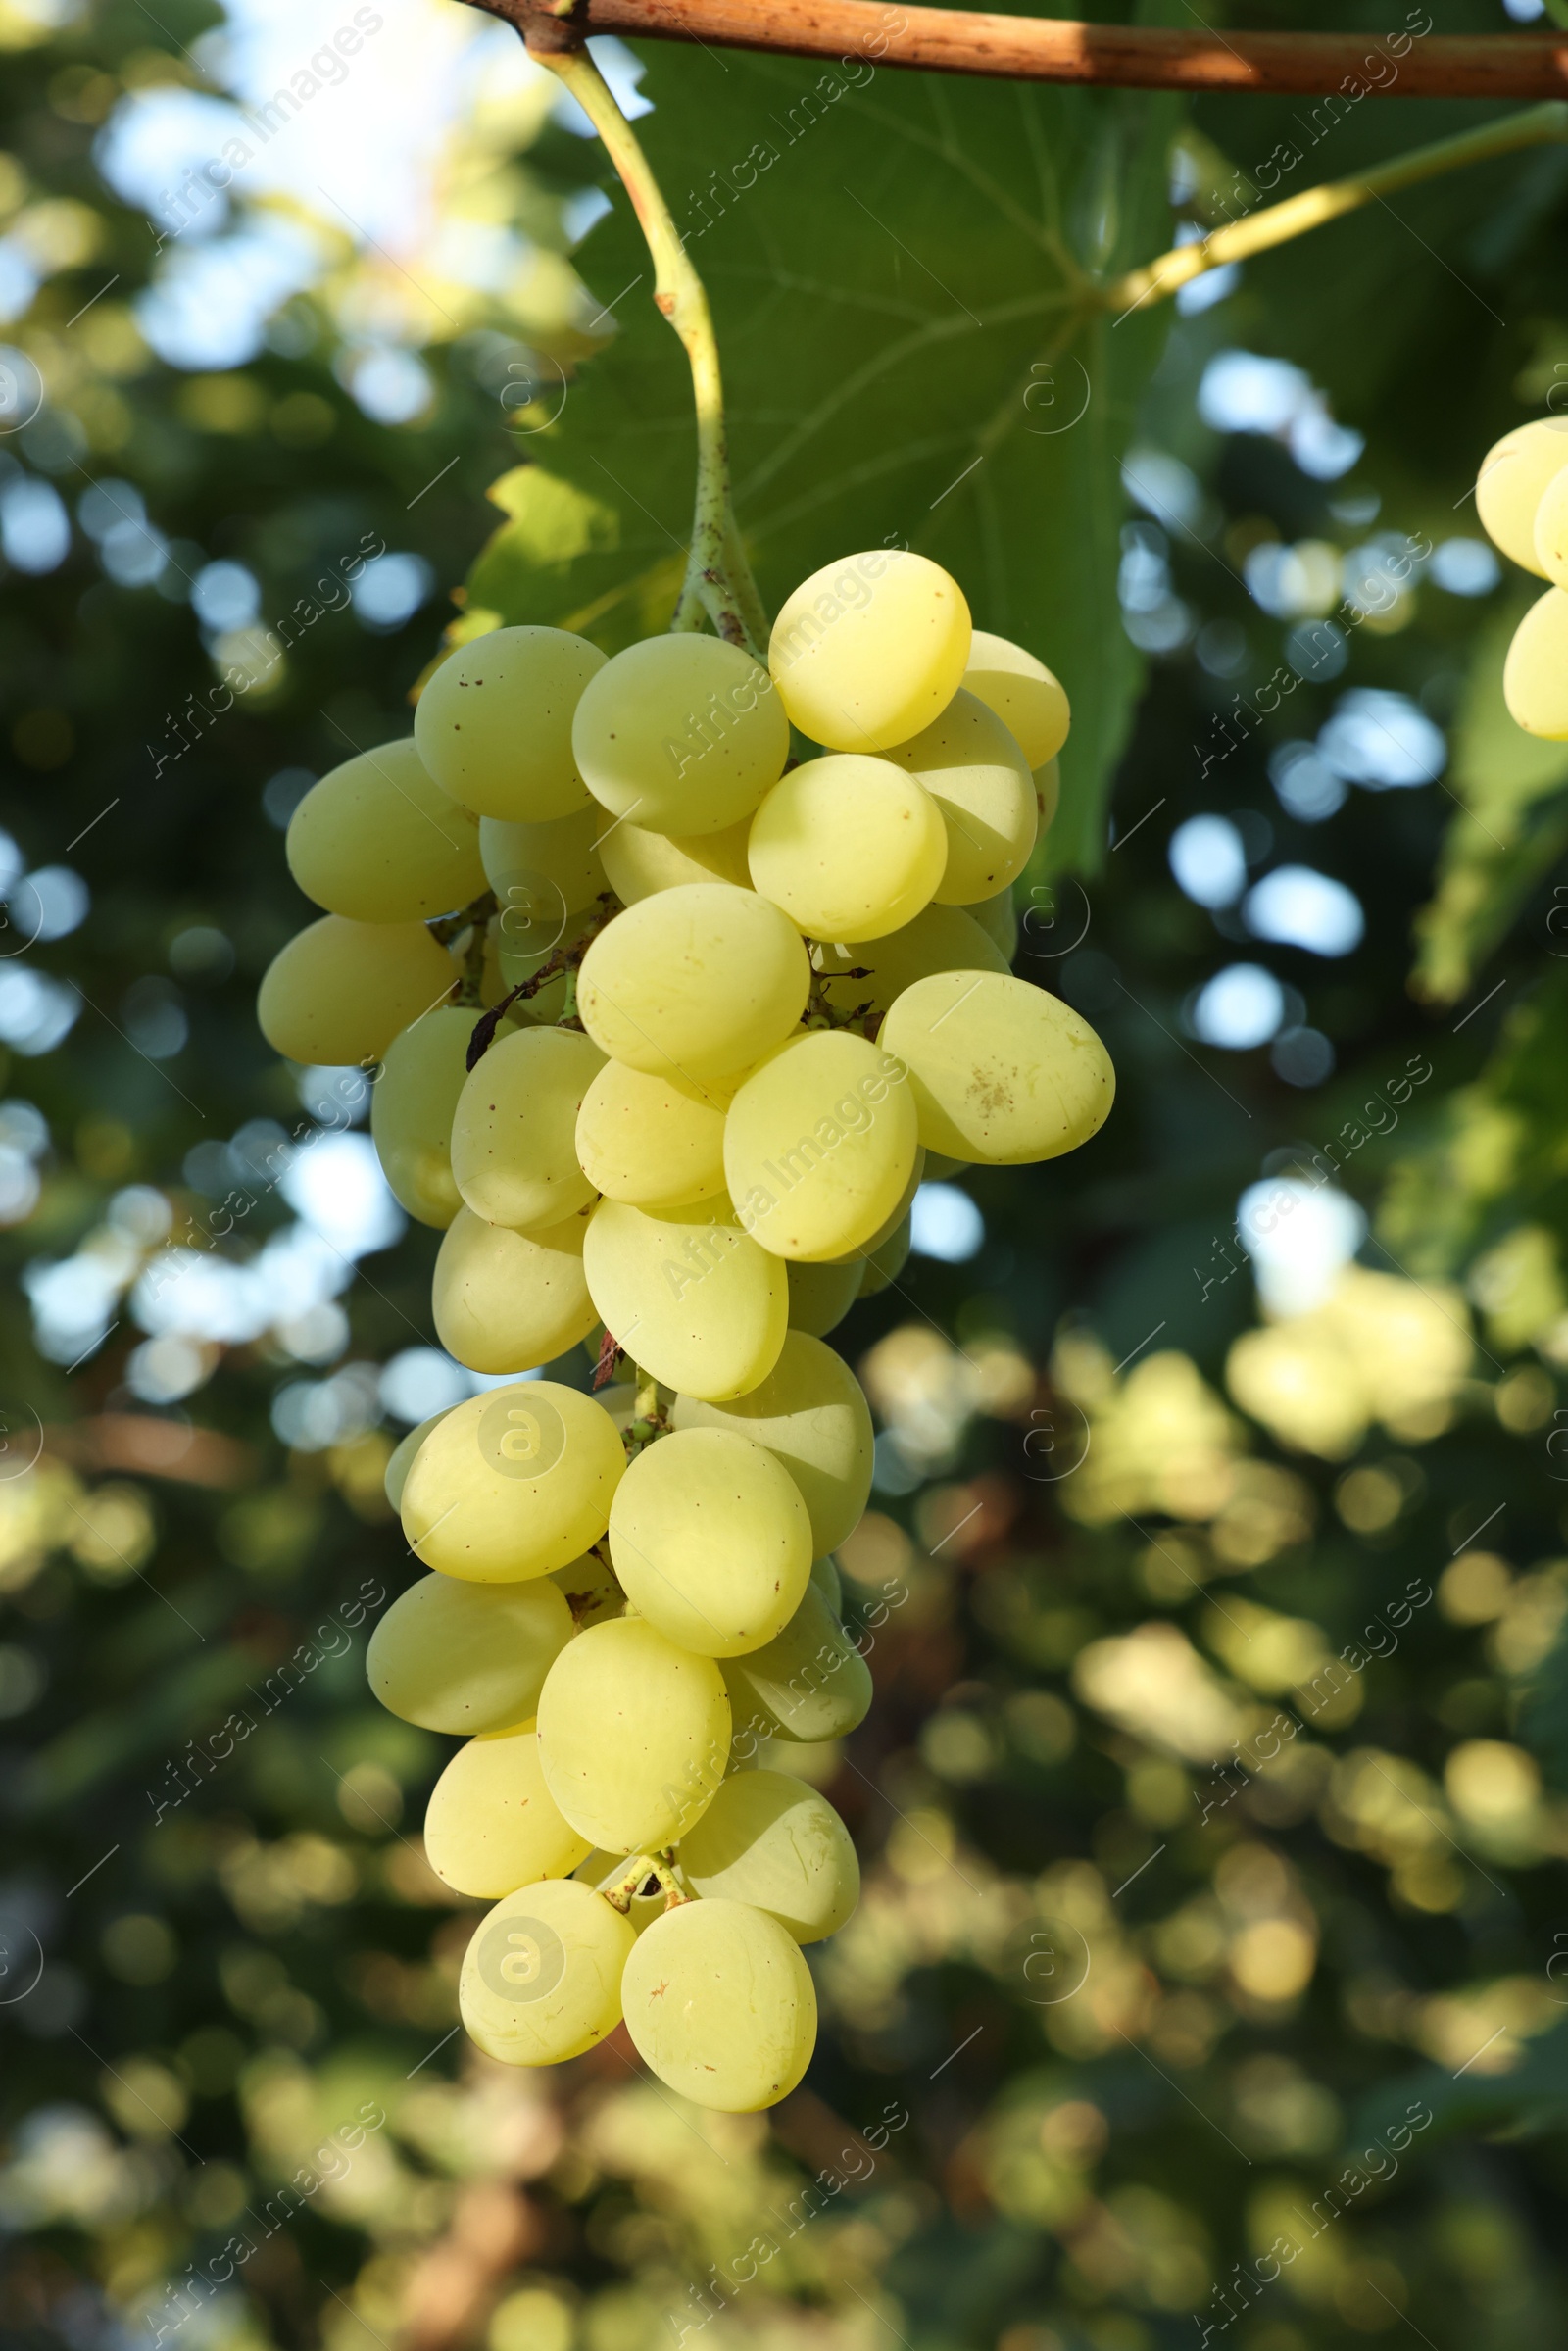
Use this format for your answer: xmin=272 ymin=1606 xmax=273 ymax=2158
xmin=5 ymin=2 xmax=1568 ymax=2348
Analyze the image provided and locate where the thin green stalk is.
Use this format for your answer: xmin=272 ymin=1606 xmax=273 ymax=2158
xmin=1104 ymin=102 xmax=1568 ymax=318
xmin=531 ymin=37 xmax=765 ymax=655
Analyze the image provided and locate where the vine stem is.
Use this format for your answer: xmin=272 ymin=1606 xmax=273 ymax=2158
xmin=521 ymin=20 xmax=765 ymax=655
xmin=462 ymin=0 xmax=1568 ymax=100
xmin=1102 ymin=101 xmax=1568 ymax=318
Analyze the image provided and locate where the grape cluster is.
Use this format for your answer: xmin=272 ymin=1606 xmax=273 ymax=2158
xmin=257 ymin=549 xmax=1115 ymax=2111
xmin=1477 ymin=416 xmax=1568 ymax=739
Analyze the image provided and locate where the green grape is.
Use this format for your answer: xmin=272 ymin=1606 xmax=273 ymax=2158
xmin=573 ymin=1848 xmax=668 ymax=1933
xmin=425 ymin=1720 xmax=594 ymax=1899
xmin=1504 ymin=589 xmax=1568 ymax=738
xmin=577 ymin=883 xmax=809 ymax=1082
xmin=812 ymin=902 xmax=1005 ymax=1023
xmin=550 ymin=1548 xmax=624 ymax=1630
xmin=400 ymin=1381 xmax=626 ymax=1581
xmin=720 ymin=1581 xmax=872 ymax=1741
xmin=575 ymin=1058 xmax=730 ymax=1209
xmin=286 ymin=737 xmax=486 ymax=923
xmin=414 ymin=625 xmax=607 ymax=821
xmin=582 ymin=1198 xmax=787 ymax=1402
xmin=620 ymin=1897 xmax=816 ymax=2111
xmin=785 ymin=1257 xmax=861 ymax=1338
xmin=370 ymin=1005 xmax=475 ymax=1228
xmin=675 ymin=1770 xmax=858 ymax=1942
xmin=966 ymin=886 xmax=1018 ymax=962
xmin=433 ymin=1205 xmax=599 ymax=1376
xmin=367 ymin=1571 xmax=572 ymax=1733
xmin=882 ymin=689 xmax=1037 ymax=905
xmin=808 ymin=1553 xmax=843 ymax=1616
xmin=480 ymin=806 xmax=606 ymax=930
xmin=858 ymin=1211 xmax=911 ymax=1296
xmin=598 ymin=815 xmax=752 ymax=905
xmin=536 ymin=1615 xmax=730 ymax=1852
xmin=459 ymin=1876 xmax=634 ymax=2066
xmin=383 ymin=1408 xmax=450 ymax=1513
xmin=572 ymin=635 xmax=789 ymax=836
xmin=608 ymin=1427 xmax=811 ymax=1656
xmin=881 ymin=971 xmax=1114 ymax=1163
xmin=768 ymin=550 xmax=970 ymax=752
xmin=670 ymin=1330 xmax=873 ymax=1555
xmin=1476 ymin=417 xmax=1568 ymax=575
xmin=451 ymin=1026 xmax=605 ymax=1232
xmin=724 ymin=1030 xmax=919 ymax=1262
xmin=748 ymin=756 xmax=948 ymax=942
xmin=257 ymin=915 xmax=455 ymax=1067
xmin=961 ymin=628 xmax=1071 ymax=767
xmin=1034 ymin=759 xmax=1060 ymax=835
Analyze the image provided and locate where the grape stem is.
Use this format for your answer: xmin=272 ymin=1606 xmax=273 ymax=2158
xmin=621 ymin=1362 xmax=671 ymax=1454
xmin=600 ymin=1850 xmax=692 ymax=1911
xmin=464 ymin=889 xmax=619 ymax=1070
xmin=1102 ymin=100 xmax=1568 ymax=317
xmin=518 ymin=14 xmax=767 ymax=657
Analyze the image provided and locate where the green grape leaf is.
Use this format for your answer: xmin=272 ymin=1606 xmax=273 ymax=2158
xmin=465 ymin=14 xmax=1184 ymax=868
xmin=1412 ymin=599 xmax=1568 ymax=1004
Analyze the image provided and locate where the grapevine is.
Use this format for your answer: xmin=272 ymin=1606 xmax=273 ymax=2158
xmin=251 ymin=3 xmax=1568 ymax=2116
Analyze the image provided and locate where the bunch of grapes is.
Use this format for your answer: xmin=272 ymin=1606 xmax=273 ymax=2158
xmin=1477 ymin=415 xmax=1568 ymax=738
xmin=256 ymin=549 xmax=1115 ymax=2111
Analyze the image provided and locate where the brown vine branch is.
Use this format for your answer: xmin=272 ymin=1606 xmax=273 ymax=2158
xmin=460 ymin=0 xmax=1568 ymax=100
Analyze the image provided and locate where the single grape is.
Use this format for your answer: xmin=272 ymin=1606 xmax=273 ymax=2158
xmin=785 ymin=1256 xmax=861 ymax=1338
xmin=599 ymin=815 xmax=753 ymax=905
xmin=769 ymin=549 xmax=970 ymax=751
xmin=725 ymin=1030 xmax=919 ymax=1261
xmin=459 ymin=1876 xmax=634 ymax=2065
xmin=961 ymin=628 xmax=1071 ymax=767
xmin=882 ymin=689 xmax=1037 ymax=905
xmin=480 ymin=805 xmax=606 ymax=930
xmin=608 ymin=1427 xmax=811 ymax=1656
xmin=620 ymin=1897 xmax=816 ymax=2111
xmin=425 ymin=1720 xmax=594 ymax=1899
xmin=286 ymin=737 xmax=486 ymax=923
xmin=572 ymin=635 xmax=789 ymax=836
xmin=748 ymin=756 xmax=948 ymax=942
xmin=577 ymin=883 xmax=809 ymax=1082
xmin=433 ymin=1204 xmax=598 ymax=1376
xmin=383 ymin=1409 xmax=451 ymax=1513
xmin=966 ymin=886 xmax=1019 ymax=961
xmin=451 ymin=1025 xmax=605 ymax=1232
xmin=575 ymin=1058 xmax=731 ymax=1209
xmin=367 ymin=1572 xmax=572 ymax=1733
xmin=880 ymin=970 xmax=1114 ymax=1163
xmin=812 ymin=902 xmax=1006 ymax=1023
xmin=536 ymin=1615 xmax=731 ymax=1852
xmin=1504 ymin=589 xmax=1568 ymax=738
xmin=675 ymin=1770 xmax=858 ymax=1942
xmin=257 ymin=915 xmax=454 ymax=1067
xmin=370 ymin=1005 xmax=476 ymax=1228
xmin=670 ymin=1330 xmax=874 ymax=1556
xmin=400 ymin=1381 xmax=625 ymax=1581
xmin=721 ymin=1580 xmax=873 ymax=1742
xmin=858 ymin=1210 xmax=911 ymax=1296
xmin=583 ymin=1198 xmax=788 ymax=1402
xmin=415 ymin=625 xmax=607 ymax=820
xmin=1476 ymin=417 xmax=1568 ymax=575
